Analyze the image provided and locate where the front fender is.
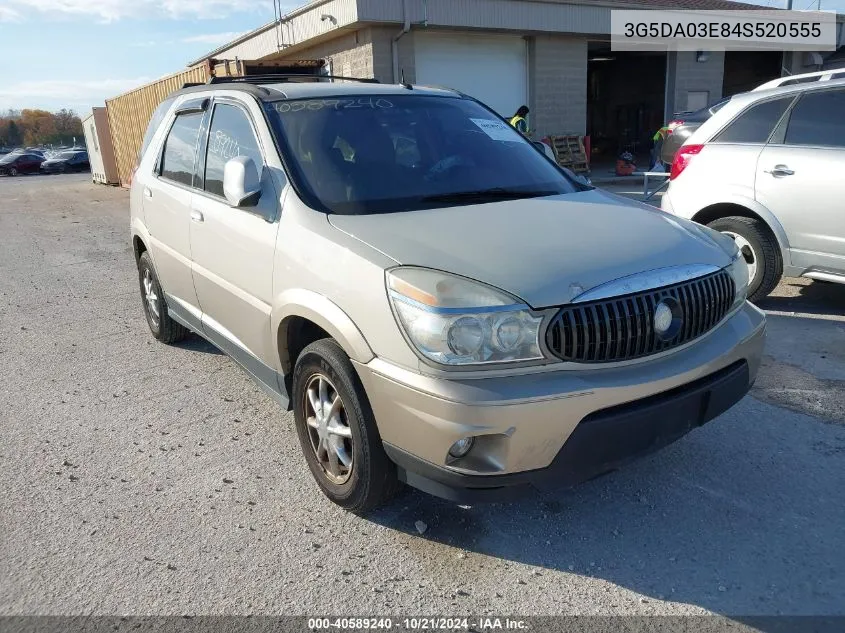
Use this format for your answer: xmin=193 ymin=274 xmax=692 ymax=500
xmin=272 ymin=289 xmax=374 ymax=374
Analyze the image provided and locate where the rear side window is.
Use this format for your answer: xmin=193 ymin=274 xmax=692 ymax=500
xmin=159 ymin=112 xmax=203 ymax=186
xmin=713 ymin=97 xmax=793 ymax=144
xmin=784 ymin=89 xmax=845 ymax=148
xmin=139 ymin=97 xmax=176 ymax=163
xmin=204 ymin=103 xmax=264 ymax=198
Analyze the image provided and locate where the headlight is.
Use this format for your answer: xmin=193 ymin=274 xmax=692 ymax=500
xmin=726 ymin=253 xmax=749 ymax=309
xmin=386 ymin=267 xmax=545 ymax=366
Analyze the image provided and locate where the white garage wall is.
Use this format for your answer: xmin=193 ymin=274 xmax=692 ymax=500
xmin=414 ymin=32 xmax=528 ymax=118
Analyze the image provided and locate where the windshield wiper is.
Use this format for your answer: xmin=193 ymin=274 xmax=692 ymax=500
xmin=421 ymin=188 xmax=559 ymax=203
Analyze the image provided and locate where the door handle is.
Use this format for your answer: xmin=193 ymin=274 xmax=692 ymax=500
xmin=190 ymin=210 xmax=204 ymax=223
xmin=764 ymin=165 xmax=794 ymax=177
xmin=143 ymin=187 xmax=153 ymax=198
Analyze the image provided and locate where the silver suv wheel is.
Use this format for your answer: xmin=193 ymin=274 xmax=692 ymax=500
xmin=723 ymin=230 xmax=758 ymax=283
xmin=142 ymin=268 xmax=160 ymax=324
xmin=304 ymin=373 xmax=354 ymax=484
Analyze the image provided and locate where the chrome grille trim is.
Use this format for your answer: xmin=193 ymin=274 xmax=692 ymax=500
xmin=546 ymin=270 xmax=735 ymax=363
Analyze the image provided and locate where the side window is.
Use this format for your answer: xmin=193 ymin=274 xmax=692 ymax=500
xmin=159 ymin=112 xmax=203 ymax=187
xmin=713 ymin=97 xmax=793 ymax=144
xmin=204 ymin=103 xmax=264 ymax=198
xmin=90 ymin=124 xmax=98 ymax=151
xmin=784 ymin=89 xmax=845 ymax=148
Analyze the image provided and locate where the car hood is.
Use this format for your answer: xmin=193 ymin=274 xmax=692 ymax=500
xmin=328 ymin=189 xmax=735 ymax=308
xmin=42 ymin=159 xmax=67 ymax=165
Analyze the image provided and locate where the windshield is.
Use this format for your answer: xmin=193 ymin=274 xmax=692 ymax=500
xmin=57 ymin=151 xmax=78 ymax=159
xmin=266 ymin=94 xmax=581 ymax=214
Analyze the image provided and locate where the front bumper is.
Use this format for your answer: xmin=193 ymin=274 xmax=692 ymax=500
xmin=354 ymin=302 xmax=766 ymax=503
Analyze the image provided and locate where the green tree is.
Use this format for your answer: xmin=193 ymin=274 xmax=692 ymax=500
xmin=7 ymin=120 xmax=22 ymax=146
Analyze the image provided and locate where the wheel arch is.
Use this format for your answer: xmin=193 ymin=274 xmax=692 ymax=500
xmin=273 ymin=290 xmax=375 ymax=386
xmin=132 ymin=234 xmax=147 ymax=265
xmin=691 ymin=201 xmax=790 ymax=265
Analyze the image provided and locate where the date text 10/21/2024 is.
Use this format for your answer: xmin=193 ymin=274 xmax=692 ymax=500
xmin=307 ymin=618 xmax=529 ymax=631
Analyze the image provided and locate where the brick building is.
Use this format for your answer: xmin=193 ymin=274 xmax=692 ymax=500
xmin=188 ymin=0 xmax=845 ymax=158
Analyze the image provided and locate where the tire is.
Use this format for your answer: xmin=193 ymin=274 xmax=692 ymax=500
xmin=9 ymin=167 xmax=17 ymax=177
xmin=292 ymin=338 xmax=401 ymax=513
xmin=137 ymin=251 xmax=188 ymax=344
xmin=708 ymin=216 xmax=782 ymax=303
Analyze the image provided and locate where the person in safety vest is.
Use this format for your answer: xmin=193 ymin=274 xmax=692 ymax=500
xmin=650 ymin=124 xmax=672 ymax=171
xmin=510 ymin=106 xmax=530 ymax=136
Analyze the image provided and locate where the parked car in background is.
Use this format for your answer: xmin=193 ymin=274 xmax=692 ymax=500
xmin=130 ymin=77 xmax=764 ymax=513
xmin=662 ymin=78 xmax=845 ymax=302
xmin=660 ymin=98 xmax=730 ymax=165
xmin=0 ymin=152 xmax=45 ymax=176
xmin=41 ymin=150 xmax=90 ymax=173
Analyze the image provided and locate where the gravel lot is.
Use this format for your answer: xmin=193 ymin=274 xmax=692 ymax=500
xmin=1 ymin=174 xmax=844 ymax=616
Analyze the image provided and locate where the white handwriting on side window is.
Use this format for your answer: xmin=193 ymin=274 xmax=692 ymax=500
xmin=209 ymin=130 xmax=241 ymax=161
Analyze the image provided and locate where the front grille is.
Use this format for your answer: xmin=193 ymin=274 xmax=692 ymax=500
xmin=546 ymin=270 xmax=735 ymax=363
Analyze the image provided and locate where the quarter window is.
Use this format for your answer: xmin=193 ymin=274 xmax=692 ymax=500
xmin=713 ymin=97 xmax=793 ymax=144
xmin=140 ymin=97 xmax=176 ymax=163
xmin=204 ymin=103 xmax=264 ymax=198
xmin=784 ymin=89 xmax=845 ymax=148
xmin=160 ymin=112 xmax=203 ymax=186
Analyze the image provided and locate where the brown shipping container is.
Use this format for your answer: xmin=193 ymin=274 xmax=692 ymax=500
xmin=104 ymin=59 xmax=325 ymax=187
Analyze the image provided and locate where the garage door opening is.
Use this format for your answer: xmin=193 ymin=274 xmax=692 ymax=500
xmin=587 ymin=44 xmax=666 ymax=171
xmin=414 ymin=32 xmax=528 ymax=118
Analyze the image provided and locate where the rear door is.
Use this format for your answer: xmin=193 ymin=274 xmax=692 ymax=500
xmin=188 ymin=98 xmax=282 ymax=373
xmin=142 ymin=101 xmax=207 ymax=320
xmin=23 ymin=154 xmax=40 ymax=172
xmin=755 ymin=87 xmax=845 ymax=274
xmin=682 ymin=96 xmax=794 ymax=205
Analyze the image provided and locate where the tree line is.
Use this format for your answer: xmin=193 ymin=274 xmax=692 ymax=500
xmin=0 ymin=109 xmax=85 ymax=148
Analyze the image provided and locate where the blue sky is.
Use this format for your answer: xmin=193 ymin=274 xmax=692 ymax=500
xmin=0 ymin=0 xmax=842 ymax=115
xmin=0 ymin=0 xmax=301 ymax=113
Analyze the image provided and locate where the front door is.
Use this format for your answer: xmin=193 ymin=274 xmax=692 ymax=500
xmin=188 ymin=99 xmax=281 ymax=372
xmin=755 ymin=87 xmax=845 ymax=275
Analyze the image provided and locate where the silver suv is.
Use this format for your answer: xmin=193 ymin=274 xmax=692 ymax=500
xmin=130 ymin=76 xmax=765 ymax=513
xmin=662 ymin=78 xmax=845 ymax=301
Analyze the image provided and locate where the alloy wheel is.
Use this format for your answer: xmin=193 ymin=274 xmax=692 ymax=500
xmin=142 ymin=268 xmax=160 ymax=324
xmin=723 ymin=231 xmax=758 ymax=283
xmin=304 ymin=374 xmax=353 ymax=484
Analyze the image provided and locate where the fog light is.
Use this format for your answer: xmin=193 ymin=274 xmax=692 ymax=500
xmin=448 ymin=437 xmax=475 ymax=458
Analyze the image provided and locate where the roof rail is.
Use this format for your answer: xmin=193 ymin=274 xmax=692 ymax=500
xmin=206 ymin=74 xmax=381 ymax=85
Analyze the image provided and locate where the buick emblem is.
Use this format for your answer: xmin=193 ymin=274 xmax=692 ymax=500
xmin=653 ymin=298 xmax=682 ymax=340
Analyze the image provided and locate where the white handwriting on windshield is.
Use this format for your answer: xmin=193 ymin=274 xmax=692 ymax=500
xmin=273 ymin=98 xmax=395 ymax=113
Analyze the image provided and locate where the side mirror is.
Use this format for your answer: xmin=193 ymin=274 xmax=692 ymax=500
xmin=223 ymin=156 xmax=262 ymax=207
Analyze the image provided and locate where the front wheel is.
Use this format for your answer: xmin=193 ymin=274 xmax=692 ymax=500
xmin=9 ymin=167 xmax=17 ymax=177
xmin=292 ymin=338 xmax=401 ymax=514
xmin=707 ymin=216 xmax=782 ymax=302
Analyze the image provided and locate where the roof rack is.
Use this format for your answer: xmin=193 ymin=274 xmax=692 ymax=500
xmin=206 ymin=74 xmax=381 ymax=85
